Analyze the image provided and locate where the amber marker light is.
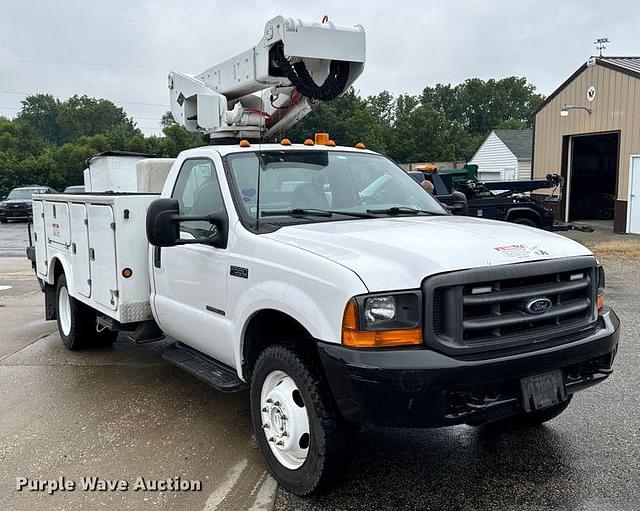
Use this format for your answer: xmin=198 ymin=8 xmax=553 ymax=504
xmin=239 ymin=139 xmax=251 ymax=147
xmin=303 ymin=139 xmax=315 ymax=146
xmin=341 ymin=299 xmax=422 ymax=348
xmin=315 ymin=132 xmax=330 ymax=145
xmin=597 ymin=290 xmax=605 ymax=313
xmin=355 ymin=142 xmax=366 ymax=149
xmin=280 ymin=138 xmax=292 ymax=145
xmin=122 ymin=267 xmax=133 ymax=278
xmin=326 ymin=140 xmax=336 ymax=146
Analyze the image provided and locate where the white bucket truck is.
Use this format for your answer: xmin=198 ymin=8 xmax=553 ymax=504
xmin=28 ymin=16 xmax=619 ymax=495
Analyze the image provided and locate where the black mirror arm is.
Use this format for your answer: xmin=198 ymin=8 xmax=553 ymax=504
xmin=170 ymin=210 xmax=229 ymax=249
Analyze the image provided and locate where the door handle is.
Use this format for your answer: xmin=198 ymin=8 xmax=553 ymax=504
xmin=154 ymin=246 xmax=162 ymax=268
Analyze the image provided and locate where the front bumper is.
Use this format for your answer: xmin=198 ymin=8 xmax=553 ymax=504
xmin=318 ymin=308 xmax=620 ymax=427
xmin=0 ymin=207 xmax=31 ymax=218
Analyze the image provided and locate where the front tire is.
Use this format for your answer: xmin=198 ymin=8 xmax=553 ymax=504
xmin=250 ymin=345 xmax=349 ymax=496
xmin=0 ymin=217 xmax=7 ymax=224
xmin=56 ymin=274 xmax=97 ymax=350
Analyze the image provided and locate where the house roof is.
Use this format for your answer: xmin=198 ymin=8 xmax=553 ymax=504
xmin=534 ymin=56 xmax=640 ymax=114
xmin=493 ymin=129 xmax=532 ymax=159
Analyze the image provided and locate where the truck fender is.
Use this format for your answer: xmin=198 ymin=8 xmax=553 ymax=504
xmin=233 ymin=283 xmax=343 ymax=375
xmin=46 ymin=255 xmax=71 ymax=288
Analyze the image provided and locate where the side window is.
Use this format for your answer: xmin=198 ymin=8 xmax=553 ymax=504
xmin=172 ymin=159 xmax=225 ymax=240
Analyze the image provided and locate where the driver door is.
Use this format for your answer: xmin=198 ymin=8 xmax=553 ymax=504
xmin=152 ymin=158 xmax=233 ymax=366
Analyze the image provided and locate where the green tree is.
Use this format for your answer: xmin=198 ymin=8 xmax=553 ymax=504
xmin=15 ymin=94 xmax=62 ymax=144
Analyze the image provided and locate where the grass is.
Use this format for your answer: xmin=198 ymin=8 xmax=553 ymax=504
xmin=580 ymin=240 xmax=640 ymax=260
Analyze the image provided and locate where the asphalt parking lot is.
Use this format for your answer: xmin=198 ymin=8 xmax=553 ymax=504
xmin=1 ymin=220 xmax=639 ymax=510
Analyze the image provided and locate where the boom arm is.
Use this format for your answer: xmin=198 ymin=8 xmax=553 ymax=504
xmin=168 ymin=16 xmax=365 ymax=140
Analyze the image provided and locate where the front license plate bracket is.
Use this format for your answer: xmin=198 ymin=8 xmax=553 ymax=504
xmin=520 ymin=370 xmax=566 ymax=412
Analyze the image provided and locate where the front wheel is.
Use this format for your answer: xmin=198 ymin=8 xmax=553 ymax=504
xmin=250 ymin=345 xmax=350 ymax=496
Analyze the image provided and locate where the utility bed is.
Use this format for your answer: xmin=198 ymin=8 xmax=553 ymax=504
xmin=31 ymin=193 xmax=158 ymax=324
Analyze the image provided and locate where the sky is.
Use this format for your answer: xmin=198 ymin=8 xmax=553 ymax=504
xmin=1 ymin=0 xmax=639 ymax=136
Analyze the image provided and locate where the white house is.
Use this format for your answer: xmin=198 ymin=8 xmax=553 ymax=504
xmin=469 ymin=129 xmax=532 ymax=182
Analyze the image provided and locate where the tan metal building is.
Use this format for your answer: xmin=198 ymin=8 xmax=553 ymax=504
xmin=532 ymin=57 xmax=640 ymax=234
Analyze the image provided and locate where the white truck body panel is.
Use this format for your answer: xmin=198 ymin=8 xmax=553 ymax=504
xmin=35 ymin=193 xmax=158 ymax=324
xmin=84 ymin=155 xmax=148 ymax=192
xmin=32 ymin=200 xmax=48 ymax=277
xmin=69 ymin=203 xmax=91 ymax=298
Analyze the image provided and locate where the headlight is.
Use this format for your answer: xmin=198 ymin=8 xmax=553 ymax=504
xmin=342 ymin=291 xmax=422 ymax=348
xmin=364 ymin=296 xmax=396 ymax=325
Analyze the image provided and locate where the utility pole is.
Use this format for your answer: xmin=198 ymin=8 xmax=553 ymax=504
xmin=594 ymin=38 xmax=610 ymax=57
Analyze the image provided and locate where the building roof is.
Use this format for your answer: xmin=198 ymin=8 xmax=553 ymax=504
xmin=534 ymin=56 xmax=640 ymax=114
xmin=492 ymin=129 xmax=532 ymax=159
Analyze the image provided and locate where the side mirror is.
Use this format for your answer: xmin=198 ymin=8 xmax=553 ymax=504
xmin=145 ymin=198 xmax=229 ymax=248
xmin=146 ymin=198 xmax=181 ymax=247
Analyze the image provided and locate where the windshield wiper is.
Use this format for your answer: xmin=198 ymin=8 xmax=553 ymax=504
xmin=366 ymin=206 xmax=444 ymax=216
xmin=261 ymin=208 xmax=333 ymax=218
xmin=261 ymin=208 xmax=376 ymax=219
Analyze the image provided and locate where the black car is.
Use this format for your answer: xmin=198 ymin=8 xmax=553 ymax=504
xmin=0 ymin=186 xmax=55 ymax=223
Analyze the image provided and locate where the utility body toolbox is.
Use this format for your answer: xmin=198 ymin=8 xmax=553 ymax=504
xmin=32 ymin=193 xmax=158 ymax=325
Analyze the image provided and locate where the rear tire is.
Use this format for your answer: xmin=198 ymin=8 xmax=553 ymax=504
xmin=250 ymin=345 xmax=350 ymax=496
xmin=56 ymin=274 xmax=98 ymax=350
xmin=0 ymin=217 xmax=7 ymax=224
xmin=511 ymin=217 xmax=538 ymax=227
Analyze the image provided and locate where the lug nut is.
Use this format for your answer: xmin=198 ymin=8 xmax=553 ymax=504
xmin=274 ymin=400 xmax=281 ymax=406
xmin=266 ymin=398 xmax=273 ymax=404
xmin=262 ymin=407 xmax=268 ymax=412
xmin=268 ymin=437 xmax=275 ymax=443
xmin=262 ymin=423 xmax=270 ymax=429
xmin=282 ymin=432 xmax=288 ymax=437
xmin=276 ymin=440 xmax=284 ymax=446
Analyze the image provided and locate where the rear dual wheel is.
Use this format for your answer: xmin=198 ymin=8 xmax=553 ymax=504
xmin=56 ymin=274 xmax=118 ymax=350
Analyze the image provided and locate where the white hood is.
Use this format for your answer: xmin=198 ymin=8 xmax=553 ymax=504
xmin=265 ymin=216 xmax=593 ymax=291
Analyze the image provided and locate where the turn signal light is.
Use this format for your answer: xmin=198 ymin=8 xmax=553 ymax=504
xmin=341 ymin=299 xmax=422 ymax=348
xmin=597 ymin=291 xmax=605 ymax=313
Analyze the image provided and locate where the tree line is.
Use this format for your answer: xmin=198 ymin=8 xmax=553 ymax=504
xmin=0 ymin=77 xmax=543 ymax=197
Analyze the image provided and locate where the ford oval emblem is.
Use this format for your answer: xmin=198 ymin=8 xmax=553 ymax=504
xmin=525 ymin=297 xmax=552 ymax=315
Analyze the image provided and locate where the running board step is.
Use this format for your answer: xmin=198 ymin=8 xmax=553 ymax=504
xmin=161 ymin=343 xmax=247 ymax=393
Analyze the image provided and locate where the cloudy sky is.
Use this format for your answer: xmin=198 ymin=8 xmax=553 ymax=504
xmin=1 ymin=0 xmax=638 ymax=135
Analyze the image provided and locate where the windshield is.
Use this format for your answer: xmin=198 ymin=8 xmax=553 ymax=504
xmin=7 ymin=188 xmax=46 ymax=200
xmin=226 ymin=151 xmax=446 ymax=223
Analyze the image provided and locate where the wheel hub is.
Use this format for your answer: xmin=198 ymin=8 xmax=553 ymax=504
xmin=260 ymin=370 xmax=310 ymax=470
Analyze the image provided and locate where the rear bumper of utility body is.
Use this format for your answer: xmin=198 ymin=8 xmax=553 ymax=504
xmin=317 ymin=308 xmax=619 ymax=428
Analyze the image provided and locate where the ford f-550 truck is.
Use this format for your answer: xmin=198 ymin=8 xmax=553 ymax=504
xmin=27 ymin=16 xmax=619 ymax=496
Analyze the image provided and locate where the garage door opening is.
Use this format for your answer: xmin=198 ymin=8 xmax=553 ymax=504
xmin=567 ymin=132 xmax=618 ymax=226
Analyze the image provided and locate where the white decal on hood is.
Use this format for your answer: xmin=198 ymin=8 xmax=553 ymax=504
xmin=494 ymin=244 xmax=550 ymax=259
